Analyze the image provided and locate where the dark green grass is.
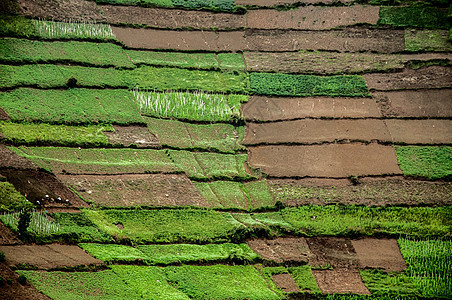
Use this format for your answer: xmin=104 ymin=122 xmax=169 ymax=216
xmin=9 ymin=146 xmax=177 ymax=175
xmin=126 ymin=50 xmax=218 ymax=70
xmin=83 ymin=209 xmax=248 ymax=244
xmin=164 ymin=265 xmax=282 ymax=300
xmin=394 ymin=146 xmax=452 ymax=180
xmin=173 ymin=0 xmax=236 ymax=12
xmin=249 ymin=73 xmax=369 ymax=97
xmin=0 ymin=88 xmax=143 ymax=125
xmin=379 ymin=7 xmax=450 ymax=28
xmin=0 ymin=15 xmax=38 ymax=38
xmin=0 ymin=122 xmax=114 ymax=147
xmin=361 ymin=270 xmax=420 ymax=297
xmin=289 ymin=265 xmax=322 ymax=294
xmin=0 ymin=38 xmax=133 ymax=68
xmin=0 ymin=181 xmax=34 ymax=211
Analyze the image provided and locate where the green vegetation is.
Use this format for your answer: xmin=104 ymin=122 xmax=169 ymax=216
xmin=165 ymin=265 xmax=281 ymax=299
xmin=173 ymin=0 xmax=236 ymax=11
xmin=32 ymin=19 xmax=116 ymax=41
xmin=9 ymin=146 xmax=177 ymax=174
xmin=168 ymin=150 xmax=253 ymax=180
xmin=405 ymin=29 xmax=452 ymax=52
xmin=361 ymin=270 xmax=420 ymax=297
xmin=0 ymin=122 xmax=114 ymax=147
xmin=0 ymin=38 xmax=133 ymax=68
xmin=217 ymin=53 xmax=245 ymax=71
xmin=127 ymin=50 xmax=217 ymax=70
xmin=242 ymin=180 xmax=274 ymax=210
xmin=249 ymin=73 xmax=369 ymax=97
xmin=394 ymin=146 xmax=452 ymax=180
xmin=147 ymin=118 xmax=244 ymax=153
xmin=0 ymin=15 xmax=38 ymax=38
xmin=0 ymin=88 xmax=143 ymax=125
xmin=378 ymin=7 xmax=449 ymax=28
xmin=79 ymin=243 xmax=148 ymax=263
xmin=94 ymin=0 xmax=174 ymax=8
xmin=136 ymin=91 xmax=247 ymax=122
xmin=0 ymin=182 xmax=34 ymax=211
xmin=84 ymin=208 xmax=247 ymax=243
xmin=290 ymin=265 xmax=322 ymax=294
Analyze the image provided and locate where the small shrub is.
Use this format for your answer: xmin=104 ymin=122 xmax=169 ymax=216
xmin=17 ymin=210 xmax=31 ymax=237
xmin=0 ymin=251 xmax=5 ymax=262
xmin=18 ymin=274 xmax=27 ymax=285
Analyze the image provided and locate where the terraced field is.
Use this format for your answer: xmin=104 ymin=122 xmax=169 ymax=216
xmin=0 ymin=0 xmax=451 ymax=299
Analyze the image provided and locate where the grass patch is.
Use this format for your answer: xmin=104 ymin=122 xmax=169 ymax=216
xmin=135 ymin=91 xmax=247 ymax=122
xmin=361 ymin=270 xmax=420 ymax=297
xmin=249 ymin=73 xmax=369 ymax=97
xmin=0 ymin=38 xmax=133 ymax=68
xmin=84 ymin=209 xmax=248 ymax=244
xmin=173 ymin=0 xmax=236 ymax=11
xmin=0 ymin=122 xmax=113 ymax=147
xmin=95 ymin=0 xmax=174 ymax=8
xmin=242 ymin=180 xmax=274 ymax=210
xmin=0 ymin=88 xmax=143 ymax=125
xmin=0 ymin=15 xmax=38 ymax=38
xmin=193 ymin=181 xmax=248 ymax=209
xmin=394 ymin=146 xmax=452 ymax=180
xmin=405 ymin=29 xmax=452 ymax=52
xmin=0 ymin=182 xmax=34 ymax=211
xmin=217 ymin=53 xmax=245 ymax=71
xmin=79 ymin=243 xmax=148 ymax=263
xmin=9 ymin=146 xmax=177 ymax=175
xmin=126 ymin=50 xmax=218 ymax=70
xmin=378 ymin=6 xmax=449 ymax=28
xmin=289 ymin=265 xmax=322 ymax=294
xmin=164 ymin=265 xmax=282 ymax=299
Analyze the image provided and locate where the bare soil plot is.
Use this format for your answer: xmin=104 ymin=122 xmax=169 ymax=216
xmin=364 ymin=66 xmax=452 ymax=90
xmin=312 ymin=269 xmax=370 ymax=295
xmin=269 ymin=178 xmax=452 ymax=207
xmin=246 ymin=237 xmax=313 ymax=264
xmin=0 ymin=262 xmax=50 ymax=300
xmin=272 ymin=273 xmax=300 ymax=293
xmin=247 ymin=6 xmax=379 ymax=30
xmin=17 ymin=0 xmax=105 ymax=22
xmin=0 ymin=107 xmax=10 ymax=121
xmin=0 ymin=244 xmax=103 ymax=269
xmin=243 ymin=119 xmax=392 ymax=145
xmin=241 ymin=96 xmax=381 ymax=121
xmin=386 ymin=119 xmax=452 ymax=145
xmin=373 ymin=90 xmax=452 ymax=118
xmin=247 ymin=144 xmax=402 ymax=178
xmin=0 ymin=145 xmax=37 ymax=169
xmin=352 ymin=238 xmax=407 ymax=272
xmin=0 ymin=169 xmax=88 ymax=208
xmin=100 ymin=5 xmax=245 ymax=30
xmin=104 ymin=125 xmax=160 ymax=148
xmin=307 ymin=237 xmax=359 ymax=268
xmin=0 ymin=222 xmax=21 ymax=245
xmin=59 ymin=174 xmax=209 ymax=208
xmin=236 ymin=0 xmax=353 ymax=6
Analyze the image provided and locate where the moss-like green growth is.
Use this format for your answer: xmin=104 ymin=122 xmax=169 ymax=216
xmin=394 ymin=146 xmax=452 ymax=180
xmin=290 ymin=265 xmax=322 ymax=294
xmin=405 ymin=29 xmax=452 ymax=52
xmin=379 ymin=7 xmax=449 ymax=28
xmin=249 ymin=73 xmax=369 ymax=97
xmin=173 ymin=0 xmax=236 ymax=12
xmin=95 ymin=0 xmax=174 ymax=8
xmin=0 ymin=181 xmax=34 ymax=211
xmin=361 ymin=270 xmax=420 ymax=297
xmin=126 ymin=50 xmax=218 ymax=70
xmin=0 ymin=15 xmax=38 ymax=38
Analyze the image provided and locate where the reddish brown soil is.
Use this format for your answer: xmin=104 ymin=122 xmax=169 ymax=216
xmin=0 ymin=262 xmax=51 ymax=300
xmin=272 ymin=273 xmax=300 ymax=293
xmin=0 ymin=169 xmax=88 ymax=208
xmin=0 ymin=145 xmax=37 ymax=170
xmin=373 ymin=90 xmax=452 ymax=118
xmin=269 ymin=178 xmax=452 ymax=207
xmin=385 ymin=119 xmax=452 ymax=145
xmin=236 ymin=0 xmax=353 ymax=6
xmin=247 ymin=6 xmax=379 ymax=30
xmin=312 ymin=269 xmax=371 ymax=295
xmin=0 ymin=222 xmax=22 ymax=246
xmin=0 ymin=244 xmax=103 ymax=269
xmin=100 ymin=5 xmax=245 ymax=30
xmin=247 ymin=144 xmax=402 ymax=178
xmin=307 ymin=237 xmax=359 ymax=268
xmin=17 ymin=0 xmax=105 ymax=22
xmin=58 ymin=173 xmax=209 ymax=208
xmin=0 ymin=107 xmax=10 ymax=121
xmin=243 ymin=119 xmax=392 ymax=145
xmin=364 ymin=66 xmax=452 ymax=90
xmin=352 ymin=238 xmax=407 ymax=272
xmin=104 ymin=125 xmax=160 ymax=148
xmin=242 ymin=96 xmax=381 ymax=121
xmin=247 ymin=237 xmax=313 ymax=264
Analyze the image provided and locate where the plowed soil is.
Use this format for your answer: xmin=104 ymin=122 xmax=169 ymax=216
xmin=104 ymin=125 xmax=160 ymax=148
xmin=58 ymin=174 xmax=209 ymax=207
xmin=243 ymin=119 xmax=392 ymax=145
xmin=307 ymin=237 xmax=359 ymax=268
xmin=0 ymin=145 xmax=37 ymax=169
xmin=373 ymin=90 xmax=452 ymax=118
xmin=242 ymin=96 xmax=381 ymax=121
xmin=364 ymin=66 xmax=452 ymax=90
xmin=247 ymin=237 xmax=313 ymax=264
xmin=272 ymin=273 xmax=300 ymax=293
xmin=0 ymin=222 xmax=21 ymax=246
xmin=247 ymin=144 xmax=402 ymax=178
xmin=100 ymin=5 xmax=246 ymax=30
xmin=0 ymin=244 xmax=103 ymax=269
xmin=352 ymin=238 xmax=407 ymax=272
xmin=269 ymin=178 xmax=452 ymax=207
xmin=247 ymin=6 xmax=379 ymax=30
xmin=0 ymin=169 xmax=88 ymax=208
xmin=386 ymin=119 xmax=452 ymax=145
xmin=312 ymin=269 xmax=371 ymax=295
xmin=0 ymin=107 xmax=10 ymax=121
xmin=236 ymin=0 xmax=353 ymax=6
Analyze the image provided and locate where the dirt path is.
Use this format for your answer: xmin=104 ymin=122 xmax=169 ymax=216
xmin=248 ymin=144 xmax=402 ymax=178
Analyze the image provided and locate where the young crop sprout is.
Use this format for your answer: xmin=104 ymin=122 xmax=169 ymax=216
xmin=0 ymin=209 xmax=61 ymax=235
xmin=32 ymin=19 xmax=115 ymax=40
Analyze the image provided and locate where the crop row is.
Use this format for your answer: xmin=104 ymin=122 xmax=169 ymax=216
xmin=1 ymin=206 xmax=449 ymax=244
xmin=0 ymin=181 xmax=33 ymax=211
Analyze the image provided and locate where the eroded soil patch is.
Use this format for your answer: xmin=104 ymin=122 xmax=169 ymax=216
xmin=0 ymin=145 xmax=37 ymax=170
xmin=104 ymin=125 xmax=160 ymax=148
xmin=307 ymin=237 xmax=359 ymax=269
xmin=352 ymin=238 xmax=407 ymax=272
xmin=0 ymin=221 xmax=22 ymax=246
xmin=272 ymin=273 xmax=300 ymax=293
xmin=247 ymin=237 xmax=313 ymax=264
xmin=0 ymin=107 xmax=10 ymax=121
xmin=312 ymin=269 xmax=370 ymax=295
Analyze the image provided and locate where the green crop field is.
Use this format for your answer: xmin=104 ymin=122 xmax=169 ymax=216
xmin=378 ymin=6 xmax=449 ymax=28
xmin=0 ymin=182 xmax=33 ymax=211
xmin=405 ymin=29 xmax=452 ymax=52
xmin=94 ymin=0 xmax=238 ymax=12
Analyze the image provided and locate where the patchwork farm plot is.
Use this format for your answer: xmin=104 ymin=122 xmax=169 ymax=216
xmin=0 ymin=0 xmax=451 ymax=299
